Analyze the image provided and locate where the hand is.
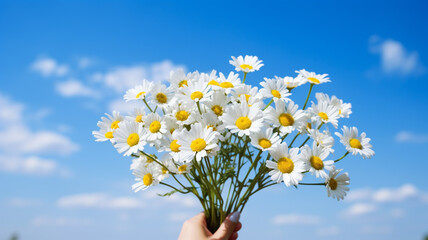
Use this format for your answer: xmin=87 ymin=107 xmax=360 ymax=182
xmin=178 ymin=212 xmax=242 ymax=240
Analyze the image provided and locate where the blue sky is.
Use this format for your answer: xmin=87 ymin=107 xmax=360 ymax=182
xmin=1 ymin=0 xmax=428 ymax=239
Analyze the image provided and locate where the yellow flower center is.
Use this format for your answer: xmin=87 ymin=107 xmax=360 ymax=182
xmin=149 ymin=121 xmax=161 ymax=133
xmin=143 ymin=173 xmax=153 ymax=186
xmin=190 ymin=138 xmax=207 ymax=152
xmin=339 ymin=109 xmax=342 ymax=115
xmin=207 ymin=125 xmax=217 ymax=131
xmin=146 ymin=158 xmax=154 ymax=163
xmin=110 ymin=120 xmax=120 ymax=129
xmin=278 ymin=113 xmax=294 ymax=126
xmin=135 ymin=115 xmax=143 ymax=123
xmin=307 ymin=122 xmax=312 ymax=129
xmin=349 ymin=138 xmax=363 ymax=149
xmin=240 ymin=64 xmax=253 ymax=70
xmin=307 ymin=77 xmax=320 ymax=84
xmin=179 ymin=80 xmax=188 ymax=88
xmin=178 ymin=164 xmax=187 ymax=173
xmin=127 ymin=133 xmax=139 ymax=146
xmin=170 ymin=140 xmax=181 ymax=152
xmin=258 ymin=138 xmax=272 ymax=149
xmin=162 ymin=167 xmax=168 ymax=175
xmin=176 ymin=110 xmax=190 ymax=121
xmin=238 ymin=94 xmax=251 ymax=102
xmin=235 ymin=116 xmax=252 ymax=130
xmin=170 ymin=128 xmax=175 ymax=134
xmin=104 ymin=131 xmax=113 ymax=139
xmin=220 ymin=82 xmax=234 ymax=88
xmin=329 ymin=178 xmax=338 ymax=190
xmin=208 ymin=80 xmax=219 ymax=86
xmin=271 ymin=90 xmax=281 ymax=98
xmin=310 ymin=156 xmax=324 ymax=170
xmin=318 ymin=112 xmax=328 ymax=121
xmin=211 ymin=105 xmax=223 ymax=116
xmin=156 ymin=93 xmax=168 ymax=103
xmin=136 ymin=91 xmax=146 ymax=98
xmin=190 ymin=91 xmax=203 ymax=100
xmin=277 ymin=157 xmax=294 ymax=173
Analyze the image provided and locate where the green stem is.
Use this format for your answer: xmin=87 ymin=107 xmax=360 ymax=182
xmin=242 ymin=72 xmax=248 ymax=83
xmin=299 ymin=182 xmax=326 ymax=186
xmin=263 ymin=98 xmax=274 ymax=110
xmin=334 ymin=152 xmax=349 ymax=163
xmin=288 ymin=133 xmax=300 ymax=147
xmin=143 ymin=98 xmax=154 ymax=112
xmin=302 ymin=84 xmax=314 ymax=110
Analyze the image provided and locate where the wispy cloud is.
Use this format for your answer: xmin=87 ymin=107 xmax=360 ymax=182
xmin=347 ymin=184 xmax=420 ymax=203
xmin=55 ymin=79 xmax=99 ymax=98
xmin=271 ymin=214 xmax=322 ymax=225
xmin=342 ymin=203 xmax=377 ymax=217
xmin=57 ymin=193 xmax=144 ymax=209
xmin=395 ymin=131 xmax=428 ymax=143
xmin=369 ymin=35 xmax=425 ymax=76
xmin=32 ymin=216 xmax=93 ymax=227
xmin=0 ymin=155 xmax=69 ymax=176
xmin=316 ymin=226 xmax=340 ymax=237
xmin=77 ymin=57 xmax=95 ymax=69
xmin=31 ymin=57 xmax=69 ymax=77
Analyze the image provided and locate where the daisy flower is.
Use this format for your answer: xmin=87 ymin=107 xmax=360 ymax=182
xmin=335 ymin=126 xmax=375 ymax=159
xmin=260 ymin=77 xmax=291 ymax=102
xmin=204 ymin=90 xmax=230 ymax=117
xmin=229 ymin=55 xmax=264 ymax=73
xmin=132 ymin=164 xmax=160 ymax=192
xmin=315 ymin=93 xmax=352 ymax=118
xmin=211 ymin=72 xmax=242 ymax=94
xmin=167 ymin=101 xmax=198 ymax=126
xmin=92 ymin=122 xmax=115 ymax=143
xmin=220 ymin=100 xmax=264 ymax=137
xmin=130 ymin=154 xmax=157 ymax=171
xmin=250 ymin=127 xmax=280 ymax=151
xmin=169 ymin=69 xmax=200 ymax=89
xmin=173 ymin=161 xmax=193 ymax=174
xmin=301 ymin=142 xmax=334 ymax=179
xmin=296 ymin=69 xmax=331 ymax=85
xmin=125 ymin=108 xmax=146 ymax=125
xmin=149 ymin=84 xmax=173 ymax=107
xmin=325 ymin=166 xmax=350 ymax=201
xmin=98 ymin=111 xmax=124 ymax=131
xmin=276 ymin=75 xmax=306 ymax=91
xmin=178 ymin=78 xmax=212 ymax=105
xmin=113 ymin=121 xmax=146 ymax=156
xmin=265 ymin=99 xmax=306 ymax=136
xmin=231 ymin=84 xmax=263 ymax=104
xmin=308 ymin=129 xmax=335 ymax=153
xmin=310 ymin=100 xmax=340 ymax=128
xmin=143 ymin=113 xmax=167 ymax=143
xmin=158 ymin=131 xmax=183 ymax=162
xmin=124 ymin=79 xmax=154 ymax=102
xmin=266 ymin=143 xmax=306 ymax=187
xmin=176 ymin=123 xmax=220 ymax=163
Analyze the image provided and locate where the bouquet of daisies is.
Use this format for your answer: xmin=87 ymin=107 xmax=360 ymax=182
xmin=93 ymin=55 xmax=374 ymax=232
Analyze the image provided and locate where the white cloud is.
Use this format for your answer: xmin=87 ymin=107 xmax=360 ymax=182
xmin=0 ymin=93 xmax=79 ymax=156
xmin=97 ymin=60 xmax=185 ymax=92
xmin=343 ymin=203 xmax=377 ymax=216
xmin=168 ymin=212 xmax=194 ymax=222
xmin=57 ymin=193 xmax=144 ymax=209
xmin=395 ymin=131 xmax=428 ymax=143
xmin=0 ymin=155 xmax=60 ymax=176
xmin=372 ymin=184 xmax=418 ymax=203
xmin=316 ymin=226 xmax=340 ymax=237
xmin=142 ymin=188 xmax=198 ymax=208
xmin=31 ymin=57 xmax=69 ymax=77
xmin=77 ymin=57 xmax=95 ymax=69
xmin=271 ymin=214 xmax=321 ymax=225
xmin=360 ymin=225 xmax=392 ymax=235
xmin=370 ymin=36 xmax=425 ymax=76
xmin=55 ymin=79 xmax=99 ymax=98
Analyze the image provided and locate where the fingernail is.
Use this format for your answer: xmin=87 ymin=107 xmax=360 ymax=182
xmin=229 ymin=211 xmax=240 ymax=223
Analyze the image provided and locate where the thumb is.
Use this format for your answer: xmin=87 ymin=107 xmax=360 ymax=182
xmin=212 ymin=212 xmax=240 ymax=240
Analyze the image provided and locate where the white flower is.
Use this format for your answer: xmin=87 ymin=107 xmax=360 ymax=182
xmin=310 ymin=100 xmax=339 ymax=128
xmin=92 ymin=123 xmax=115 ymax=143
xmin=178 ymin=78 xmax=212 ymax=104
xmin=325 ymin=166 xmax=350 ymax=201
xmin=113 ymin=121 xmax=146 ymax=156
xmin=250 ymin=127 xmax=280 ymax=151
xmin=132 ymin=164 xmax=160 ymax=192
xmin=231 ymin=84 xmax=263 ymax=104
xmin=124 ymin=79 xmax=154 ymax=101
xmin=308 ymin=129 xmax=335 ymax=153
xmin=98 ymin=111 xmax=124 ymax=131
xmin=204 ymin=90 xmax=230 ymax=117
xmin=158 ymin=131 xmax=183 ymax=162
xmin=276 ymin=75 xmax=306 ymax=90
xmin=229 ymin=55 xmax=263 ymax=73
xmin=149 ymin=84 xmax=173 ymax=107
xmin=173 ymin=161 xmax=193 ymax=174
xmin=130 ymin=154 xmax=157 ymax=170
xmin=169 ymin=69 xmax=200 ymax=89
xmin=166 ymin=102 xmax=198 ymax=126
xmin=143 ymin=113 xmax=167 ymax=144
xmin=265 ymin=99 xmax=306 ymax=136
xmin=301 ymin=142 xmax=334 ymax=179
xmin=315 ymin=93 xmax=352 ymax=118
xmin=266 ymin=143 xmax=306 ymax=187
xmin=296 ymin=69 xmax=330 ymax=85
xmin=335 ymin=126 xmax=375 ymax=159
xmin=125 ymin=108 xmax=146 ymax=125
xmin=260 ymin=77 xmax=291 ymax=101
xmin=220 ymin=100 xmax=264 ymax=137
xmin=209 ymin=72 xmax=242 ymax=94
xmin=176 ymin=123 xmax=220 ymax=163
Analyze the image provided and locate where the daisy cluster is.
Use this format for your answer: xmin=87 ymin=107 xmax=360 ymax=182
xmin=93 ymin=55 xmax=374 ymax=201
